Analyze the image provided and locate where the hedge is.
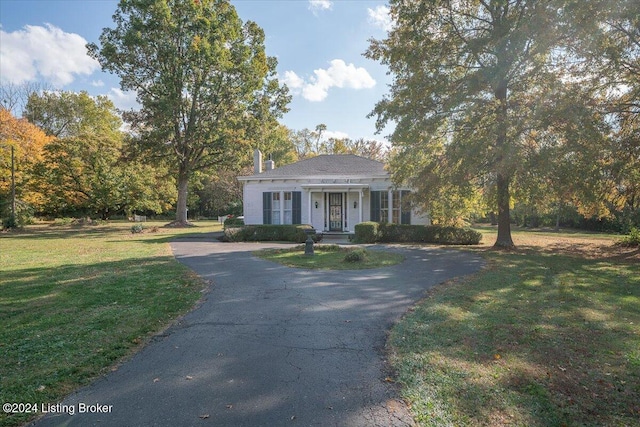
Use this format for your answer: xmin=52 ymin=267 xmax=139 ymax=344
xmin=354 ymin=223 xmax=482 ymax=245
xmin=223 ymin=224 xmax=322 ymax=243
xmin=223 ymin=217 xmax=245 ymax=228
xmin=354 ymin=222 xmax=379 ymax=243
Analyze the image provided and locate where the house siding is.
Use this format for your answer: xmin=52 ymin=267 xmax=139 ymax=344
xmin=241 ymin=178 xmax=429 ymax=229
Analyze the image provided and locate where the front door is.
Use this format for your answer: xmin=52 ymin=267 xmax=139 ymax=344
xmin=329 ymin=193 xmax=343 ymax=231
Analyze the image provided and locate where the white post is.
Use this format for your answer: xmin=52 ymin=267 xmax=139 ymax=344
xmin=358 ymin=190 xmax=363 ymax=224
xmin=308 ymin=190 xmax=312 ymax=226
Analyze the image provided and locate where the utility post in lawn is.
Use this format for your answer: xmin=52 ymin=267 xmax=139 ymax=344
xmin=1 ymin=143 xmax=16 ymax=228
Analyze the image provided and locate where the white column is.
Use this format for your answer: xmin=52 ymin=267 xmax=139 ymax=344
xmin=344 ymin=191 xmax=347 ymax=231
xmin=308 ymin=190 xmax=312 ymax=226
xmin=358 ymin=190 xmax=363 ymax=224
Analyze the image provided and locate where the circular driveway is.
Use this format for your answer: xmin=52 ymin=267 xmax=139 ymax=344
xmin=32 ymin=236 xmax=484 ymax=427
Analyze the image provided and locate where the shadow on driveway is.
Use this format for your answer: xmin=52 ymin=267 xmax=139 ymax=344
xmin=32 ymin=236 xmax=484 ymax=427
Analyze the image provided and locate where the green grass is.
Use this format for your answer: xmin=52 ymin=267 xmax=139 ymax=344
xmin=0 ymin=221 xmax=221 ymax=427
xmin=255 ymin=244 xmax=405 ymax=270
xmin=389 ymin=246 xmax=640 ymax=426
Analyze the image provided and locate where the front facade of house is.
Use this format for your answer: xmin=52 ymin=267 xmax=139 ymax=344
xmin=237 ymin=151 xmax=429 ymax=232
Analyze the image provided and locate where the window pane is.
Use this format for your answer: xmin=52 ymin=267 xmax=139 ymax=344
xmin=283 ymin=211 xmax=292 ymax=225
xmin=392 ymin=191 xmax=401 ymax=224
xmin=380 ymin=192 xmax=388 ymax=209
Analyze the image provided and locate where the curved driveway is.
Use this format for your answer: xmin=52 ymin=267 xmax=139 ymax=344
xmin=33 ymin=236 xmax=483 ymax=427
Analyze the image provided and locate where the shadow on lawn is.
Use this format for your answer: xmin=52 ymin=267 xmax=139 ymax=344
xmin=0 ymin=254 xmax=206 ymax=427
xmin=391 ymin=252 xmax=640 ymax=426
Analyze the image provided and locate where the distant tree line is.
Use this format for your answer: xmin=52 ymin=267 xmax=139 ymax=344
xmin=2 ymin=0 xmax=638 ymax=239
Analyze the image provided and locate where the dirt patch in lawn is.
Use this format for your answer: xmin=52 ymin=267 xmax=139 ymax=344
xmin=476 ymin=228 xmax=640 ymax=262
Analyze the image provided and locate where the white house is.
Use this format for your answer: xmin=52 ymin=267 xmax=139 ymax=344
xmin=237 ymin=150 xmax=429 ymax=233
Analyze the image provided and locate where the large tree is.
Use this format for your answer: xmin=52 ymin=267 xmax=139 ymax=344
xmin=0 ymin=108 xmax=52 ymax=226
xmin=25 ymin=91 xmax=174 ymax=218
xmin=365 ymin=0 xmax=591 ymax=246
xmin=88 ymin=0 xmax=290 ymax=225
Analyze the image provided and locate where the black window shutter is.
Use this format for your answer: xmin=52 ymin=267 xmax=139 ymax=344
xmin=292 ymin=191 xmax=302 ymax=224
xmin=401 ymin=190 xmax=411 ymax=225
xmin=263 ymin=192 xmax=272 ymax=224
xmin=370 ymin=191 xmax=380 ymax=222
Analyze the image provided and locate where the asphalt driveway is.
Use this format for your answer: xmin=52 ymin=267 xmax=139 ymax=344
xmin=32 ymin=236 xmax=484 ymax=427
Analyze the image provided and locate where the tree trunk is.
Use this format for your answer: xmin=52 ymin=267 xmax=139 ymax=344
xmin=174 ymin=167 xmax=190 ymax=225
xmin=493 ymin=82 xmax=514 ymax=248
xmin=495 ymin=172 xmax=514 ymax=248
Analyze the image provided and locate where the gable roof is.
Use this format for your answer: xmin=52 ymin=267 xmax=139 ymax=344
xmin=239 ymin=154 xmax=388 ymax=180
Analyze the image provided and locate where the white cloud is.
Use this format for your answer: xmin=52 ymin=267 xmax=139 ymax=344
xmin=281 ymin=70 xmax=305 ymax=89
xmin=91 ymin=80 xmax=105 ymax=87
xmin=367 ymin=6 xmax=392 ymax=32
xmin=107 ymin=87 xmax=139 ymax=111
xmin=323 ymin=130 xmax=349 ymax=140
xmin=0 ymin=24 xmax=100 ymax=87
xmin=308 ymin=0 xmax=332 ymax=14
xmin=285 ymin=59 xmax=376 ymax=102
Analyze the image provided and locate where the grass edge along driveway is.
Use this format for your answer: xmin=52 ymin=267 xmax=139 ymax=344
xmin=0 ymin=221 xmax=221 ymax=427
xmin=388 ymin=231 xmax=640 ymax=427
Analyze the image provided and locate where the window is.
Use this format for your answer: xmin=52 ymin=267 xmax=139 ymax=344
xmin=380 ymin=191 xmax=389 ymax=223
xmin=272 ymin=192 xmax=281 ymax=224
xmin=392 ymin=191 xmax=401 ymax=224
xmin=263 ymin=191 xmax=302 ymax=225
xmin=283 ymin=192 xmax=292 ymax=225
xmin=400 ymin=190 xmax=411 ymax=224
xmin=370 ymin=190 xmax=411 ymax=225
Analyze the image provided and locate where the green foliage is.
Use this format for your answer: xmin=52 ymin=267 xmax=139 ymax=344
xmin=130 ymin=224 xmax=144 ymax=234
xmin=356 ymin=223 xmax=482 ymax=245
xmin=1 ymin=214 xmax=17 ymax=230
xmin=364 ymin=0 xmax=635 ymax=247
xmin=290 ymin=125 xmax=388 ymax=161
xmin=24 ymin=91 xmax=175 ymax=219
xmin=343 ymin=248 xmax=368 ymax=263
xmin=354 ymin=221 xmax=379 ymax=243
xmin=88 ymin=0 xmax=290 ymax=223
xmin=619 ymin=227 xmax=640 ymax=247
xmin=224 ymin=224 xmax=320 ymax=243
xmin=223 ymin=216 xmax=244 ymax=228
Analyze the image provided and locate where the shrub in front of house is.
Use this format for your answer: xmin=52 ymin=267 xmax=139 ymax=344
xmin=618 ymin=227 xmax=640 ymax=247
xmin=223 ymin=216 xmax=245 ymax=228
xmin=343 ymin=248 xmax=368 ymax=263
xmin=355 ymin=223 xmax=481 ymax=245
xmin=224 ymin=224 xmax=321 ymax=243
xmin=354 ymin=222 xmax=379 ymax=243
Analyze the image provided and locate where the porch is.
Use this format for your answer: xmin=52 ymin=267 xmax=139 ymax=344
xmin=302 ymin=184 xmax=368 ymax=233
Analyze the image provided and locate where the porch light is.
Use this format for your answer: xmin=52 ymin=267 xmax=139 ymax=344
xmin=315 ymin=201 xmax=319 ymax=208
xmin=353 ymin=201 xmax=358 ymax=209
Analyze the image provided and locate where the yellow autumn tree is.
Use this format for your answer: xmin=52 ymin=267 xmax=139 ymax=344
xmin=0 ymin=107 xmax=53 ymax=225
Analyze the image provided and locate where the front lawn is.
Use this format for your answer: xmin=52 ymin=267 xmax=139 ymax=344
xmin=390 ymin=228 xmax=640 ymax=426
xmin=0 ymin=221 xmax=221 ymax=427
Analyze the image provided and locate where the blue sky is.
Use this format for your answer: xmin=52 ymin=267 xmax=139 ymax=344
xmin=0 ymin=0 xmax=394 ymax=142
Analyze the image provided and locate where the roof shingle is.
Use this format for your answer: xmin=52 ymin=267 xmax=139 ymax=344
xmin=242 ymin=154 xmax=387 ymax=178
